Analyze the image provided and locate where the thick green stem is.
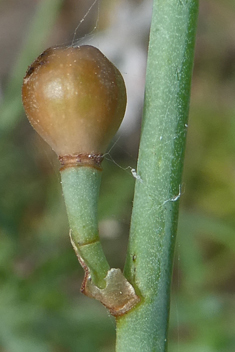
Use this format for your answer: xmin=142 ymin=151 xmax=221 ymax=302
xmin=116 ymin=1 xmax=198 ymax=351
xmin=60 ymin=167 xmax=110 ymax=289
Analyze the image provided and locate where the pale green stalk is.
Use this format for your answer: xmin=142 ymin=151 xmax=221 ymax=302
xmin=60 ymin=167 xmax=110 ymax=289
xmin=116 ymin=1 xmax=199 ymax=351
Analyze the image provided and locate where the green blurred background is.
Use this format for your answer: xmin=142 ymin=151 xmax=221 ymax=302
xmin=0 ymin=0 xmax=235 ymax=351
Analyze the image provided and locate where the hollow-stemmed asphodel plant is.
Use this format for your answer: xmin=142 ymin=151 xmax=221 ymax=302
xmin=22 ymin=45 xmax=140 ymax=316
xmin=22 ymin=0 xmax=199 ymax=349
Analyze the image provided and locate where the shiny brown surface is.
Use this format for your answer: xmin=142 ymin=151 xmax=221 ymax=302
xmin=22 ymin=45 xmax=127 ymax=156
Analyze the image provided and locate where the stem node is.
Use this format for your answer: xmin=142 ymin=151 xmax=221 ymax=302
xmin=70 ymin=232 xmax=140 ymax=316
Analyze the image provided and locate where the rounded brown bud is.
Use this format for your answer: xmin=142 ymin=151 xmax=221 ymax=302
xmin=22 ymin=45 xmax=126 ymax=159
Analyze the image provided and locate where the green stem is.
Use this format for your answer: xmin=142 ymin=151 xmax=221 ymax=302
xmin=116 ymin=1 xmax=198 ymax=351
xmin=61 ymin=166 xmax=140 ymax=315
xmin=60 ymin=167 xmax=110 ymax=289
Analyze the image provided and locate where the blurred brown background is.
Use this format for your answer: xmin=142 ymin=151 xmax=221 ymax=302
xmin=0 ymin=0 xmax=235 ymax=351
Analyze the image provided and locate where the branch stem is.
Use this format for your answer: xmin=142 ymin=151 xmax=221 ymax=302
xmin=60 ymin=167 xmax=110 ymax=289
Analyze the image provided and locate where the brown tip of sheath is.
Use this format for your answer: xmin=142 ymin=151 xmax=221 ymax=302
xmin=59 ymin=153 xmax=103 ymax=171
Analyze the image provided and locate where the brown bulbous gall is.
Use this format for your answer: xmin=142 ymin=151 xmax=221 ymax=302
xmin=22 ymin=45 xmax=127 ymax=160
